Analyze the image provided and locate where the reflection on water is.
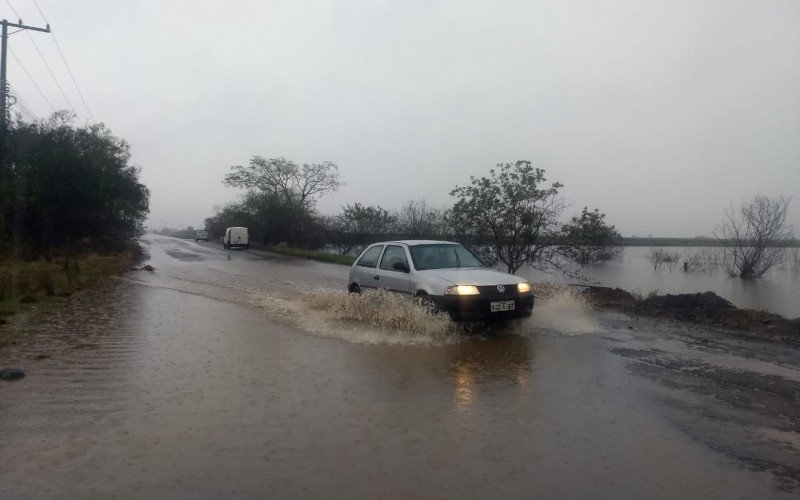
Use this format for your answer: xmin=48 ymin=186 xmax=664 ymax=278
xmin=448 ymin=336 xmax=534 ymax=425
xmin=520 ymin=246 xmax=800 ymax=318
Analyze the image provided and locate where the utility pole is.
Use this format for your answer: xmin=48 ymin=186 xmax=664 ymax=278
xmin=0 ymin=18 xmax=50 ymax=161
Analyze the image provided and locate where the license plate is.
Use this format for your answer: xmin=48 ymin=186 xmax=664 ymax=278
xmin=490 ymin=300 xmax=515 ymax=312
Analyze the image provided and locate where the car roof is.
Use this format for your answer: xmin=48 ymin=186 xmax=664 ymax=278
xmin=371 ymin=240 xmax=458 ymax=247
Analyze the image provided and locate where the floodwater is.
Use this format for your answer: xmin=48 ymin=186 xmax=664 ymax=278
xmin=0 ymin=235 xmax=798 ymax=498
xmin=520 ymin=246 xmax=800 ymax=318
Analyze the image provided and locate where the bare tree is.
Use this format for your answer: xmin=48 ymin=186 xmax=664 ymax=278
xmin=396 ymin=199 xmax=446 ymax=239
xmin=224 ymin=156 xmax=342 ymax=245
xmin=717 ymin=195 xmax=793 ymax=279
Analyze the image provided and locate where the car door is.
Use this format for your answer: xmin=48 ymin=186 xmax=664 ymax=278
xmin=352 ymin=245 xmax=384 ymax=289
xmin=376 ymin=245 xmax=413 ymax=293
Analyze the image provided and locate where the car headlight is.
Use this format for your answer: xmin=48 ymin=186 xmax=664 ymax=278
xmin=444 ymin=285 xmax=480 ymax=295
xmin=517 ymin=282 xmax=532 ymax=293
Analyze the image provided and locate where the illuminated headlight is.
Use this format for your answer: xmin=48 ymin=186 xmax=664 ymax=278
xmin=517 ymin=282 xmax=532 ymax=293
xmin=444 ymin=285 xmax=480 ymax=296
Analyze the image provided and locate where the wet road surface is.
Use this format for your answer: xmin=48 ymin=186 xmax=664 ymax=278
xmin=1 ymin=235 xmax=798 ymax=499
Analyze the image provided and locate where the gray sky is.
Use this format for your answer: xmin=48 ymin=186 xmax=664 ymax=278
xmin=6 ymin=0 xmax=799 ymax=237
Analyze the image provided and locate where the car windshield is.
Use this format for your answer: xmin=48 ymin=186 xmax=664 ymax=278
xmin=409 ymin=244 xmax=485 ymax=270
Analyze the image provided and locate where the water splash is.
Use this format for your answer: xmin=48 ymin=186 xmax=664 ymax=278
xmin=258 ymin=288 xmax=465 ymax=345
xmin=256 ymin=283 xmax=599 ymax=344
xmin=526 ymin=284 xmax=599 ymax=335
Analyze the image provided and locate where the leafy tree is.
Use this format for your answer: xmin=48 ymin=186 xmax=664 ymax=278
xmin=224 ymin=156 xmax=341 ymax=245
xmin=449 ymin=161 xmax=564 ymax=273
xmin=2 ymin=112 xmax=149 ymax=258
xmin=204 ymin=202 xmax=257 ymax=241
xmin=717 ymin=195 xmax=793 ymax=278
xmin=329 ymin=203 xmax=396 ymax=255
xmin=560 ymin=207 xmax=621 ymax=266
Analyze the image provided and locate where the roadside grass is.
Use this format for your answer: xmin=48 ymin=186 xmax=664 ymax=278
xmin=267 ymin=245 xmax=356 ymax=266
xmin=0 ymin=247 xmax=139 ymax=319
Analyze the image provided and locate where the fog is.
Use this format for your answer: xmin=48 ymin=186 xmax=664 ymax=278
xmin=6 ymin=0 xmax=799 ymax=236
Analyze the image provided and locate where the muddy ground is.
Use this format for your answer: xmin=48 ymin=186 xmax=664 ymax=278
xmin=0 ymin=235 xmax=798 ymax=499
xmin=582 ymin=286 xmax=799 ymax=341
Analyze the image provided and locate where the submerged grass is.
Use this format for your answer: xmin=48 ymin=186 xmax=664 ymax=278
xmin=0 ymin=248 xmax=139 ymax=317
xmin=267 ymin=245 xmax=356 ymax=266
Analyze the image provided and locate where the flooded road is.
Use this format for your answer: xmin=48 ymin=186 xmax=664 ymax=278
xmin=1 ymin=235 xmax=798 ymax=499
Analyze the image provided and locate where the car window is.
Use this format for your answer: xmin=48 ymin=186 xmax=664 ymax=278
xmin=379 ymin=245 xmax=408 ymax=271
xmin=409 ymin=244 xmax=485 ymax=270
xmin=356 ymin=245 xmax=383 ymax=268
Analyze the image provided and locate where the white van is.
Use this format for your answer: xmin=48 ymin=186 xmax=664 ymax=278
xmin=223 ymin=227 xmax=249 ymax=249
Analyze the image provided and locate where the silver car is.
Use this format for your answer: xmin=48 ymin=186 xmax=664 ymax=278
xmin=348 ymin=240 xmax=534 ymax=320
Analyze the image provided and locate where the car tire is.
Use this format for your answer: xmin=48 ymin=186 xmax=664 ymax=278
xmin=348 ymin=283 xmax=361 ymax=294
xmin=244 ymin=245 xmax=249 ymax=250
xmin=414 ymin=291 xmax=437 ymax=312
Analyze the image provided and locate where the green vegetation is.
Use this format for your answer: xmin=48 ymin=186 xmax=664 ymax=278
xmin=267 ymin=245 xmax=356 ymax=266
xmin=0 ymin=112 xmax=148 ymax=319
xmin=449 ymin=161 xmax=617 ymax=273
xmin=560 ymin=207 xmax=621 ymax=266
xmin=0 ymin=244 xmax=139 ymax=318
xmin=206 ymin=159 xmax=620 ymax=272
xmin=211 ymin=156 xmax=342 ymax=247
xmin=328 ymin=203 xmax=396 ymax=255
xmin=1 ymin=112 xmax=150 ymax=259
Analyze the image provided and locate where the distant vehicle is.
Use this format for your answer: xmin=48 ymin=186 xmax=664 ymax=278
xmin=194 ymin=230 xmax=209 ymax=242
xmin=223 ymin=227 xmax=249 ymax=249
xmin=348 ymin=240 xmax=534 ymax=321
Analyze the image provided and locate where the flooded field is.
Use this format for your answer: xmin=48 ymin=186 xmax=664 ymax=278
xmin=1 ymin=235 xmax=798 ymax=499
xmin=521 ymin=246 xmax=800 ymax=318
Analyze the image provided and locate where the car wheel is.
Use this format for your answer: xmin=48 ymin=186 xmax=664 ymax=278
xmin=348 ymin=283 xmax=361 ymax=294
xmin=244 ymin=245 xmax=250 ymax=250
xmin=414 ymin=291 xmax=437 ymax=312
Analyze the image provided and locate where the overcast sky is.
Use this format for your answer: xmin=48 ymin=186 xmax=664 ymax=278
xmin=5 ymin=0 xmax=799 ymax=237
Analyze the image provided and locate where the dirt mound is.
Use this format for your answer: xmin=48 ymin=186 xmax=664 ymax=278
xmin=581 ymin=286 xmax=636 ymax=307
xmin=635 ymin=291 xmax=735 ymax=319
xmin=634 ymin=292 xmax=800 ymax=339
xmin=584 ymin=288 xmax=798 ymax=340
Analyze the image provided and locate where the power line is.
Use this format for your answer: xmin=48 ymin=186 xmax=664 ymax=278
xmin=8 ymin=83 xmax=37 ymax=121
xmin=24 ymin=30 xmax=75 ymax=113
xmin=3 ymin=0 xmax=19 ymax=18
xmin=30 ymin=0 xmax=93 ymax=121
xmin=8 ymin=45 xmax=55 ymax=112
xmin=0 ymin=15 xmax=50 ymax=163
xmin=4 ymin=0 xmax=75 ymax=114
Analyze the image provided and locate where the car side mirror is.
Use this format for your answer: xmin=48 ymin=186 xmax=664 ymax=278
xmin=393 ymin=262 xmax=410 ymax=273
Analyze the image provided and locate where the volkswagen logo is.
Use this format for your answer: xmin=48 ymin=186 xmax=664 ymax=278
xmin=496 ymin=284 xmax=505 ymax=293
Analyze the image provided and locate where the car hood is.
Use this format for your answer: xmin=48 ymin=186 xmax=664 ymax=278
xmin=423 ymin=268 xmax=526 ymax=286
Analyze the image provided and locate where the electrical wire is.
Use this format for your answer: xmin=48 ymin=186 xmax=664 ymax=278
xmin=8 ymin=83 xmax=36 ymax=121
xmin=24 ymin=30 xmax=76 ymax=113
xmin=9 ymin=46 xmax=56 ymax=112
xmin=5 ymin=0 xmax=76 ymax=114
xmin=30 ymin=0 xmax=94 ymax=121
xmin=3 ymin=0 xmax=20 ymax=18
xmin=9 ymin=84 xmax=37 ymax=121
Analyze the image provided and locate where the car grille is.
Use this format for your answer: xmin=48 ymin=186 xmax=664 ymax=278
xmin=476 ymin=284 xmax=520 ymax=300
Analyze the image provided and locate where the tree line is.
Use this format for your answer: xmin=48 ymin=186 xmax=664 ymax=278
xmin=206 ymin=155 xmax=795 ymax=279
xmin=205 ymin=157 xmax=622 ymax=273
xmin=1 ymin=112 xmax=150 ymax=259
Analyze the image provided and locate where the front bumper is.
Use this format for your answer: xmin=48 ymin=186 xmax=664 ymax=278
xmin=432 ymin=292 xmax=534 ymax=321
